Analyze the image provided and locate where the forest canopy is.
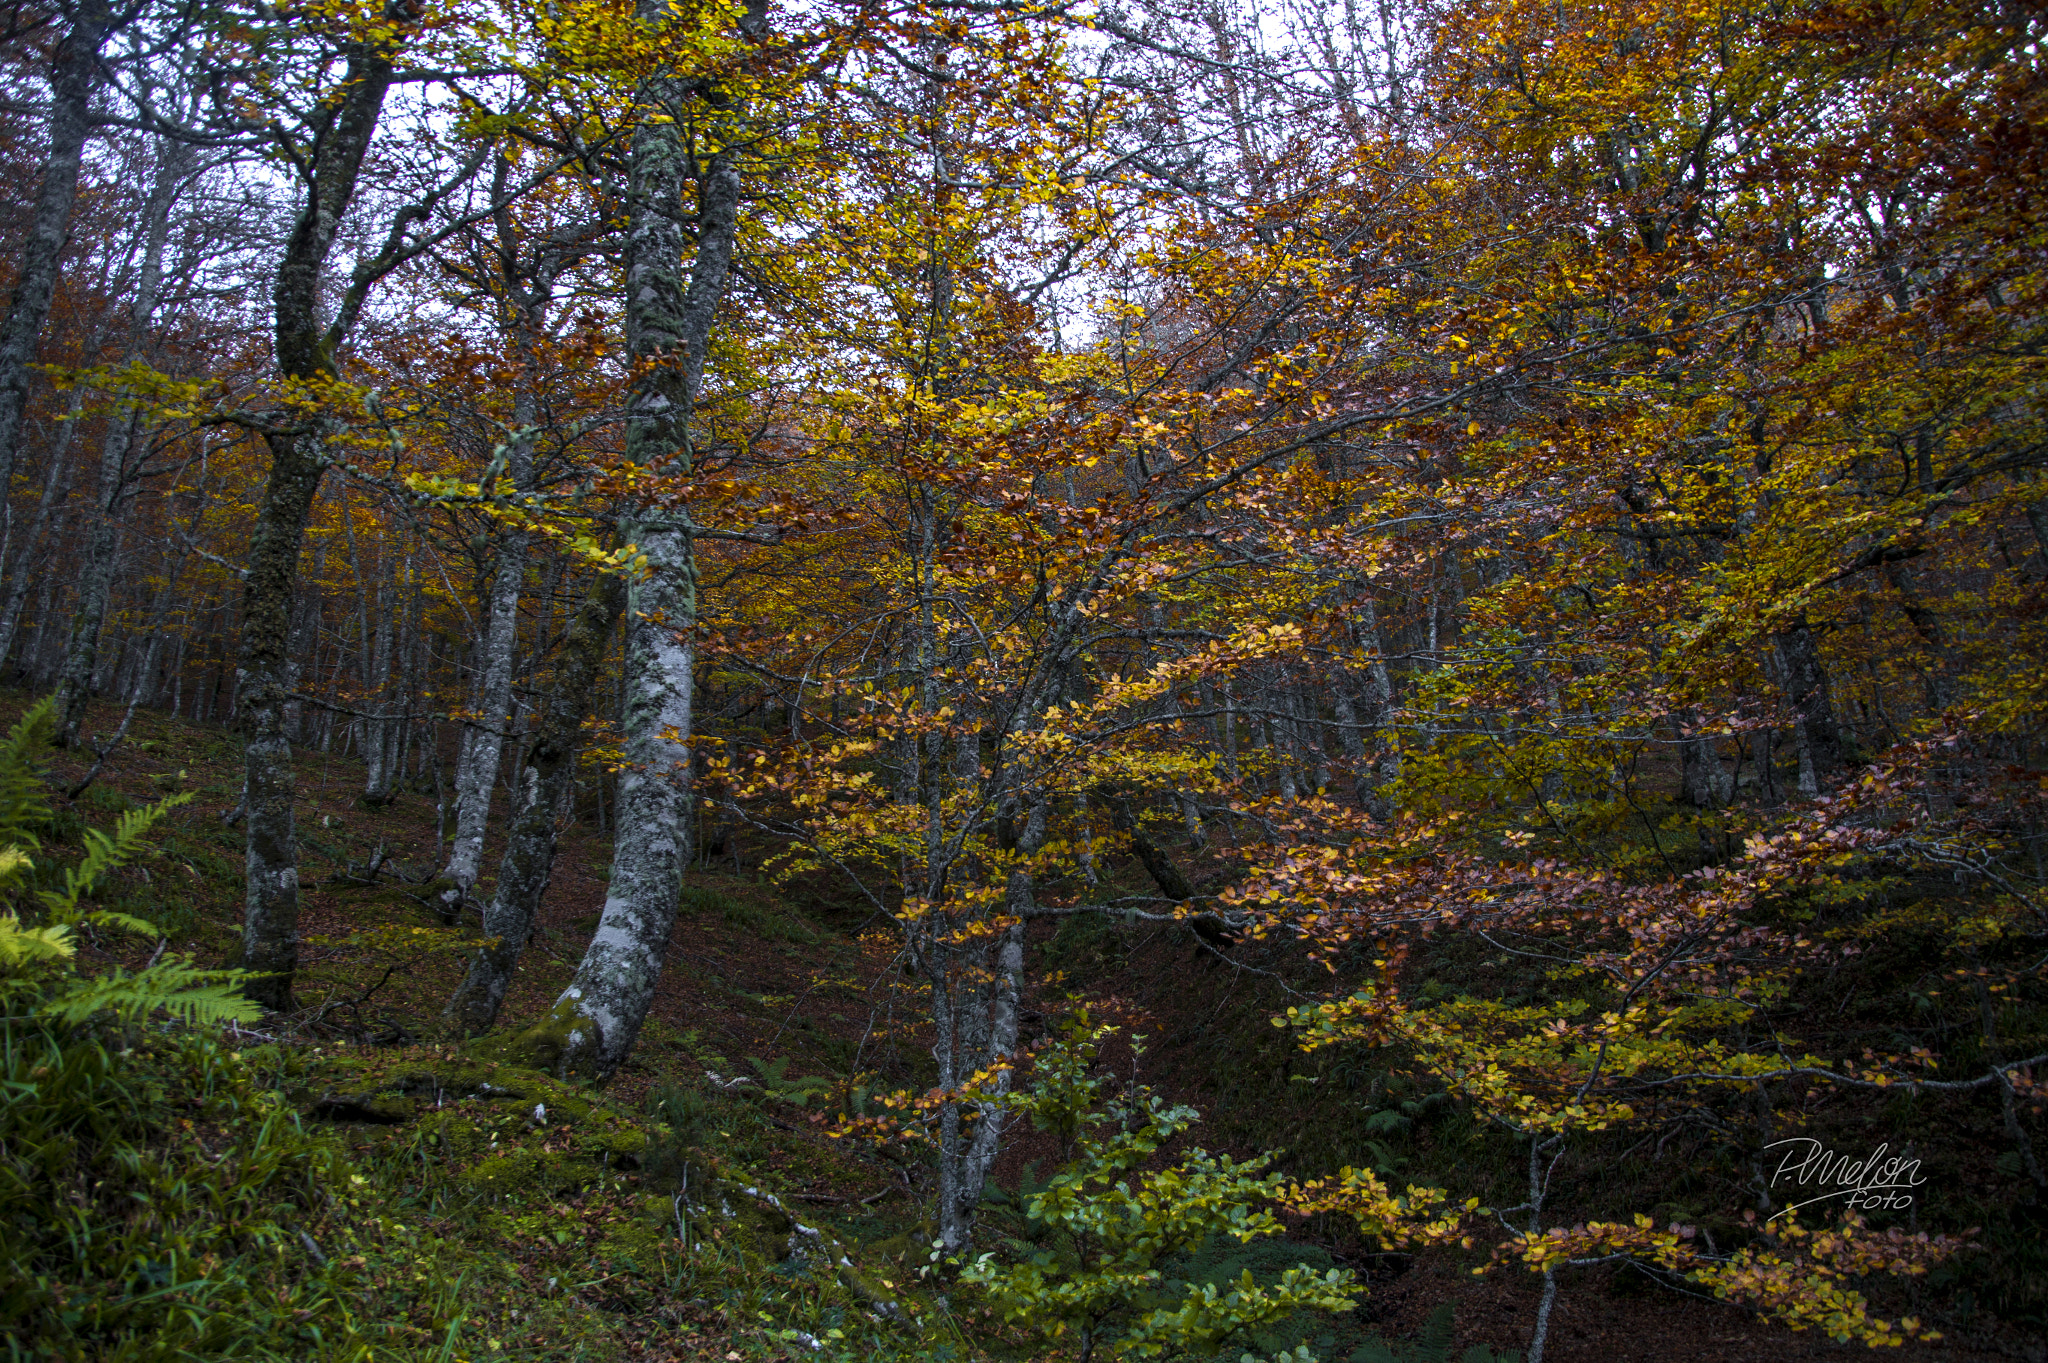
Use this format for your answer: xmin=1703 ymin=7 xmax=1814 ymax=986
xmin=1 ymin=0 xmax=2045 ymax=1357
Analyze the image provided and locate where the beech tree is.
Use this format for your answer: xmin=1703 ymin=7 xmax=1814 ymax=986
xmin=0 ymin=0 xmax=2040 ymax=1347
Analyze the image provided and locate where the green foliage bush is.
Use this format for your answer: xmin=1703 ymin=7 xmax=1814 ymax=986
xmin=961 ymin=1018 xmax=1360 ymax=1363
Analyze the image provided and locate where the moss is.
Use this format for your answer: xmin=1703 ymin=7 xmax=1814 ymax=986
xmin=496 ymin=996 xmax=603 ymax=1078
xmin=597 ymin=1219 xmax=667 ymax=1267
xmin=302 ymin=1050 xmax=599 ymax=1132
xmin=591 ymin=1125 xmax=648 ymax=1163
xmin=461 ymin=1147 xmax=601 ymax=1198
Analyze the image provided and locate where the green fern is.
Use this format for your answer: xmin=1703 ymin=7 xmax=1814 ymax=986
xmin=1413 ymin=1304 xmax=1454 ymax=1362
xmin=0 ymin=912 xmax=74 ymax=966
xmin=41 ymin=956 xmax=260 ymax=1026
xmin=37 ymin=791 xmax=193 ymax=928
xmin=0 ymin=696 xmax=55 ymax=850
xmin=0 ymin=700 xmax=256 ymax=1026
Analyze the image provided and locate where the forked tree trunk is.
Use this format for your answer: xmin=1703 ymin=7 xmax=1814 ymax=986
xmin=446 ymin=570 xmax=624 ymax=1034
xmin=236 ymin=40 xmax=397 ymax=1011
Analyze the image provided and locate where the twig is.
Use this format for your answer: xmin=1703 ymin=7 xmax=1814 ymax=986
xmin=65 ymin=693 xmax=147 ymax=799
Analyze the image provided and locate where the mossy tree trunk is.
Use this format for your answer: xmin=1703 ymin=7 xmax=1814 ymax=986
xmin=539 ymin=22 xmax=746 ymax=1072
xmin=237 ymin=41 xmax=398 ymax=1011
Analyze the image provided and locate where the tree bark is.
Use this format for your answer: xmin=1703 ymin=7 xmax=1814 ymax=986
xmin=444 ymin=511 xmax=529 ymax=893
xmin=0 ymin=383 xmax=84 ymax=671
xmin=1771 ymin=613 xmax=1843 ymax=788
xmin=0 ymin=0 xmax=109 ymax=501
xmin=1109 ymin=792 xmax=1194 ymax=901
xmin=934 ymin=799 xmax=1038 ymax=1252
xmin=1679 ymin=726 xmax=1732 ymax=808
xmin=538 ymin=60 xmax=740 ymax=1073
xmin=446 ymin=569 xmax=625 ymax=1034
xmin=54 ymin=411 xmax=133 ymax=745
xmin=236 ymin=39 xmax=397 ymax=1011
xmin=361 ymin=549 xmax=400 ymax=804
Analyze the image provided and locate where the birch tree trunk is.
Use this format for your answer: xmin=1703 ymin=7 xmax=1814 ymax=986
xmin=536 ymin=35 xmax=744 ymax=1071
xmin=0 ymin=0 xmax=109 ymax=500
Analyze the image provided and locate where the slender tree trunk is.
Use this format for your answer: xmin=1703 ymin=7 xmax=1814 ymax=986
xmin=55 ymin=132 xmax=188 ymax=746
xmin=54 ymin=413 xmax=135 ymax=744
xmin=444 ymin=388 xmax=535 ymax=893
xmin=935 ymin=800 xmax=1037 ymax=1251
xmin=0 ymin=384 xmax=84 ymax=669
xmin=446 ymin=571 xmax=626 ymax=1034
xmin=362 ymin=552 xmax=399 ymax=803
xmin=0 ymin=0 xmax=109 ymax=501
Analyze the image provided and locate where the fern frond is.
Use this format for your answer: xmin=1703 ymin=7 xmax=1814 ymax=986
xmin=36 ymin=792 xmax=193 ymax=922
xmin=0 ymin=843 xmax=34 ymax=897
xmin=42 ymin=955 xmax=260 ymax=1026
xmin=0 ymin=912 xmax=75 ymax=966
xmin=86 ymin=909 xmax=168 ymax=938
xmin=0 ymin=696 xmax=54 ymax=850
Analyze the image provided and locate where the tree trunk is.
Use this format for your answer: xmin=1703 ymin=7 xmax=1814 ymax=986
xmin=536 ymin=56 xmax=741 ymax=1073
xmin=1110 ymin=792 xmax=1195 ymax=901
xmin=0 ymin=383 xmax=84 ymax=670
xmin=53 ymin=411 xmax=135 ymax=745
xmin=446 ymin=570 xmax=625 ymax=1034
xmin=444 ymin=514 xmax=529 ymax=893
xmin=1772 ymin=614 xmax=1843 ymax=783
xmin=1679 ymin=724 xmax=1732 ymax=808
xmin=236 ymin=39 xmax=397 ymax=1011
xmin=57 ymin=133 xmax=190 ymax=747
xmin=934 ymin=799 xmax=1038 ymax=1252
xmin=0 ymin=0 xmax=109 ymax=500
xmin=362 ymin=551 xmax=400 ymax=804
xmin=236 ymin=426 xmax=332 ymax=1008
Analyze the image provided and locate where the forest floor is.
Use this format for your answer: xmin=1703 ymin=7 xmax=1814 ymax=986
xmin=17 ymin=690 xmax=2040 ymax=1363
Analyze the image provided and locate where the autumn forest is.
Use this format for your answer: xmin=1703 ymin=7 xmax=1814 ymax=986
xmin=1 ymin=0 xmax=2045 ymax=1358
